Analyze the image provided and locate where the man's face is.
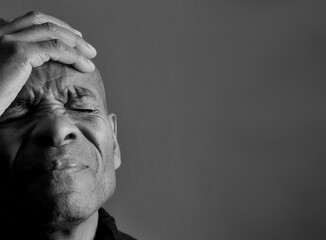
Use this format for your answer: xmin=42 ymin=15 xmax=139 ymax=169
xmin=0 ymin=62 xmax=120 ymax=226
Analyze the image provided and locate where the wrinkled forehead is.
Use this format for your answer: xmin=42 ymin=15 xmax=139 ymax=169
xmin=24 ymin=61 xmax=107 ymax=106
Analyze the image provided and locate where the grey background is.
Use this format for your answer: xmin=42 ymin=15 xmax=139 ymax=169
xmin=1 ymin=1 xmax=326 ymax=239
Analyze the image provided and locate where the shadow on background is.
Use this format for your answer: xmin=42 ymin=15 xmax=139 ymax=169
xmin=1 ymin=1 xmax=326 ymax=239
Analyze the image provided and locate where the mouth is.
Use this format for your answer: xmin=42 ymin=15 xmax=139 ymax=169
xmin=18 ymin=159 xmax=89 ymax=182
xmin=49 ymin=160 xmax=88 ymax=172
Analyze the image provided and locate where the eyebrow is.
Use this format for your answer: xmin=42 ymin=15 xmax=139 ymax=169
xmin=73 ymin=86 xmax=97 ymax=99
xmin=9 ymin=91 xmax=34 ymax=107
xmin=9 ymin=86 xmax=98 ymax=108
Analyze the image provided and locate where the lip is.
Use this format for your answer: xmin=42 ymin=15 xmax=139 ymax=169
xmin=23 ymin=159 xmax=89 ymax=180
xmin=50 ymin=161 xmax=88 ymax=172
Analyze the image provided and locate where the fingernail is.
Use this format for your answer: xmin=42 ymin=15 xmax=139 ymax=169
xmin=87 ymin=43 xmax=97 ymax=56
xmin=87 ymin=59 xmax=95 ymax=70
xmin=73 ymin=29 xmax=83 ymax=37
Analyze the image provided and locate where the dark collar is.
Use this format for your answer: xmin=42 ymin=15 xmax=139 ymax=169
xmin=95 ymin=208 xmax=136 ymax=240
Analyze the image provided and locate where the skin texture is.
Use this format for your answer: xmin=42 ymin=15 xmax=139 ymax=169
xmin=0 ymin=11 xmax=118 ymax=239
xmin=0 ymin=62 xmax=121 ymax=239
xmin=0 ymin=11 xmax=97 ymax=116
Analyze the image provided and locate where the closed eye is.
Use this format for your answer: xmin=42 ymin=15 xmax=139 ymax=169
xmin=66 ymin=108 xmax=99 ymax=114
xmin=74 ymin=109 xmax=95 ymax=112
xmin=0 ymin=115 xmax=26 ymax=125
xmin=0 ymin=106 xmax=30 ymax=124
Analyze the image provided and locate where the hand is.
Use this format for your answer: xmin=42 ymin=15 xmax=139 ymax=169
xmin=0 ymin=11 xmax=97 ymax=116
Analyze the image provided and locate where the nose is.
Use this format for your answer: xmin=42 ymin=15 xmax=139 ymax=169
xmin=31 ymin=114 xmax=78 ymax=147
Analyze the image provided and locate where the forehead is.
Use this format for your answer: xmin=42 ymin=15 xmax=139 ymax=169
xmin=23 ymin=62 xmax=105 ymax=100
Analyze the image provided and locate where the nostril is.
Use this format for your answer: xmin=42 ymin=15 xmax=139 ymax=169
xmin=64 ymin=133 xmax=76 ymax=141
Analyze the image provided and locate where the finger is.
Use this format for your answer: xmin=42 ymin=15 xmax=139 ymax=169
xmin=4 ymin=23 xmax=96 ymax=58
xmin=28 ymin=40 xmax=95 ymax=72
xmin=0 ymin=11 xmax=82 ymax=37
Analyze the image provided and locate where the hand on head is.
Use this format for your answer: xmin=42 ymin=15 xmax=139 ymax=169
xmin=0 ymin=11 xmax=97 ymax=115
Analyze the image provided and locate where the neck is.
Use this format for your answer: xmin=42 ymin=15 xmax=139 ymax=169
xmin=45 ymin=211 xmax=99 ymax=240
xmin=9 ymin=211 xmax=99 ymax=240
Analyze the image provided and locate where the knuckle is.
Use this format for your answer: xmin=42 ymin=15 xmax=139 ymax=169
xmin=26 ymin=10 xmax=44 ymax=23
xmin=50 ymin=39 xmax=65 ymax=52
xmin=74 ymin=35 xmax=83 ymax=46
xmin=43 ymin=22 xmax=57 ymax=33
xmin=75 ymin=49 xmax=82 ymax=59
xmin=69 ymin=47 xmax=81 ymax=61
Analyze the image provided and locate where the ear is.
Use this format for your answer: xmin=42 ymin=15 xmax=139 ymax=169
xmin=108 ymin=113 xmax=121 ymax=169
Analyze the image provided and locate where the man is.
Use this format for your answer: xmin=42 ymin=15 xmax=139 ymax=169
xmin=0 ymin=11 xmax=136 ymax=240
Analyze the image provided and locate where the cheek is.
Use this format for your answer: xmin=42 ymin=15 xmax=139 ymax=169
xmin=77 ymin=117 xmax=117 ymax=199
xmin=0 ymin=129 xmax=24 ymax=172
xmin=77 ymin=116 xmax=114 ymax=158
xmin=97 ymin=159 xmax=117 ymax=203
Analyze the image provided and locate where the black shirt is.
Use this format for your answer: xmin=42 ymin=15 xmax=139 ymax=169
xmin=95 ymin=208 xmax=137 ymax=240
xmin=8 ymin=208 xmax=136 ymax=240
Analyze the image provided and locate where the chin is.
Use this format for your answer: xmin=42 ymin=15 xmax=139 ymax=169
xmin=11 ymin=167 xmax=117 ymax=228
xmin=24 ymin=183 xmax=114 ymax=227
xmin=47 ymin=197 xmax=99 ymax=229
xmin=13 ymin=189 xmax=101 ymax=229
